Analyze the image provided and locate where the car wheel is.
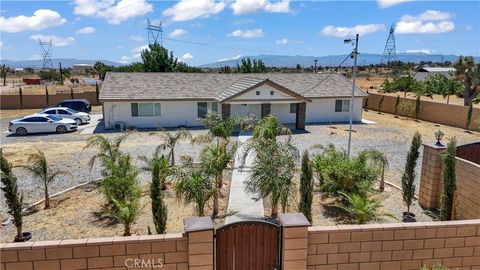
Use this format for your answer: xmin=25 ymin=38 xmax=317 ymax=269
xmin=56 ymin=125 xmax=67 ymax=134
xmin=74 ymin=118 xmax=82 ymax=125
xmin=16 ymin=127 xmax=27 ymax=136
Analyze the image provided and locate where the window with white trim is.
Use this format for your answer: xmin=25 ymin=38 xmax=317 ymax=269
xmin=290 ymin=103 xmax=297 ymax=114
xmin=131 ymin=103 xmax=161 ymax=117
xmin=335 ymin=100 xmax=350 ymax=112
xmin=198 ymin=102 xmax=208 ymax=118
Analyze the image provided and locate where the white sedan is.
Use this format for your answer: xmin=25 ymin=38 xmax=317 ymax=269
xmin=38 ymin=107 xmax=91 ymax=125
xmin=9 ymin=114 xmax=78 ymax=136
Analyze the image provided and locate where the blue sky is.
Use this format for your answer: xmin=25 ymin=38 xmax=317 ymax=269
xmin=0 ymin=0 xmax=478 ymax=66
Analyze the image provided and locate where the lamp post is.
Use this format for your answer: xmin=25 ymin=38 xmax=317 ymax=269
xmin=344 ymin=34 xmax=359 ymax=158
xmin=435 ymin=130 xmax=444 ymax=146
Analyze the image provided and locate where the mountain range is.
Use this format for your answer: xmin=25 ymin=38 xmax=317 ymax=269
xmin=201 ymin=53 xmax=480 ymax=68
xmin=0 ymin=58 xmax=121 ymax=69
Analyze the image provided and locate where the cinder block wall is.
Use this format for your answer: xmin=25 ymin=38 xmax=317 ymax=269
xmin=0 ymin=234 xmax=188 ymax=270
xmin=419 ymin=144 xmax=446 ymax=210
xmin=306 ymin=220 xmax=480 ymax=270
xmin=455 ymin=157 xmax=480 ymax=220
xmin=364 ymin=93 xmax=480 ymax=131
xmin=0 ymin=92 xmax=100 ymax=109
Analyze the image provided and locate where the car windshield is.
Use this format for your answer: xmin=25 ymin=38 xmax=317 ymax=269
xmin=66 ymin=108 xmax=79 ymax=114
xmin=46 ymin=115 xmax=62 ymax=121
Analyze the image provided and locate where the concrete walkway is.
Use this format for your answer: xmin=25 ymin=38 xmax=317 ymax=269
xmin=225 ymin=131 xmax=265 ymax=224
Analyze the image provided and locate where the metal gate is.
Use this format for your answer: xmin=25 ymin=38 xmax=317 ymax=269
xmin=216 ymin=221 xmax=281 ymax=270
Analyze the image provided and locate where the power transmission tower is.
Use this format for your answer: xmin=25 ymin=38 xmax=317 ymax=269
xmin=39 ymin=39 xmax=53 ymax=69
xmin=380 ymin=24 xmax=397 ymax=65
xmin=146 ymin=18 xmax=163 ymax=45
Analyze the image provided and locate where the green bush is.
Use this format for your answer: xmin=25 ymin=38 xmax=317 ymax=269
xmin=440 ymin=138 xmax=457 ymax=221
xmin=401 ymin=132 xmax=422 ymax=214
xmin=298 ymin=150 xmax=313 ymax=222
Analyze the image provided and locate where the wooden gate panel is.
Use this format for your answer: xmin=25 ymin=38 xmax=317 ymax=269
xmin=216 ymin=221 xmax=280 ymax=270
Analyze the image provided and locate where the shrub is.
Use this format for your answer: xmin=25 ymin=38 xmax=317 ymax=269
xmin=0 ymin=149 xmax=24 ymax=241
xmin=334 ymin=192 xmax=392 ymax=224
xmin=174 ymin=171 xmax=214 ymax=216
xmin=440 ymin=138 xmax=457 ymax=221
xmin=401 ymin=132 xmax=422 ymax=214
xmin=298 ymin=150 xmax=313 ymax=222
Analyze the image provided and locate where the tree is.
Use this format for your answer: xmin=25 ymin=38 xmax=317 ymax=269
xmin=112 ymin=196 xmax=140 ymax=236
xmin=175 ymin=170 xmax=214 ymax=216
xmin=466 ymin=102 xmax=474 ymax=130
xmin=401 ymin=132 xmax=422 ymax=215
xmin=424 ymin=74 xmax=462 ymax=104
xmin=140 ymin=150 xmax=170 ymax=233
xmin=358 ymin=150 xmax=389 ymax=192
xmin=1 ymin=149 xmax=24 ymax=241
xmin=454 ymin=56 xmax=480 ymax=105
xmin=244 ymin=136 xmax=299 ymax=216
xmin=1 ymin=64 xmax=10 ymax=86
xmin=21 ymin=150 xmax=71 ymax=209
xmin=334 ymin=192 xmax=392 ymax=224
xmin=142 ymin=43 xmax=179 ymax=72
xmin=94 ymin=61 xmax=107 ymax=79
xmin=158 ymin=129 xmax=192 ymax=166
xmin=252 ymin=115 xmax=291 ymax=142
xmin=298 ymin=150 xmax=313 ymax=222
xmin=440 ymin=138 xmax=457 ymax=221
xmin=235 ymin=58 xmax=267 ymax=73
xmin=195 ymin=113 xmax=242 ymax=144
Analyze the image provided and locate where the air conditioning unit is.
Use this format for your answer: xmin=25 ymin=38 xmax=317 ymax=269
xmin=113 ymin=122 xmax=125 ymax=131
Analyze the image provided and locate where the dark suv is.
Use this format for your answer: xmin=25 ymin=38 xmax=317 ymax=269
xmin=56 ymin=99 xmax=92 ymax=113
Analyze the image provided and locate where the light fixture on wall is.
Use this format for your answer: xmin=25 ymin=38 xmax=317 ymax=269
xmin=435 ymin=130 xmax=444 ymax=146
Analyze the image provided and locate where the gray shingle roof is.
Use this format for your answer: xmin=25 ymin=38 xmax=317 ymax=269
xmin=99 ymin=72 xmax=367 ymax=101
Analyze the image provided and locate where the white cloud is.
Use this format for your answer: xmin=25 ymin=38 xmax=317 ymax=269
xmin=377 ymin=0 xmax=414 ymax=8
xmin=163 ymin=0 xmax=225 ymax=22
xmin=217 ymin=54 xmax=242 ymax=62
xmin=131 ymin=44 xmax=148 ymax=54
xmin=0 ymin=42 xmax=3 ymax=49
xmin=73 ymin=0 xmax=153 ymax=24
xmin=229 ymin=28 xmax=264 ymax=38
xmin=169 ymin=28 xmax=187 ymax=38
xmin=231 ymin=0 xmax=290 ymax=15
xmin=405 ymin=49 xmax=434 ymax=54
xmin=0 ymin=9 xmax=67 ymax=33
xmin=129 ymin=35 xmax=144 ymax=42
xmin=233 ymin=18 xmax=255 ymax=25
xmin=30 ymin=54 xmax=42 ymax=60
xmin=321 ymin=24 xmax=385 ymax=37
xmin=180 ymin=53 xmax=194 ymax=61
xmin=29 ymin=34 xmax=75 ymax=47
xmin=275 ymin=38 xmax=288 ymax=45
xmin=396 ymin=10 xmax=455 ymax=34
xmin=76 ymin=26 xmax=95 ymax=34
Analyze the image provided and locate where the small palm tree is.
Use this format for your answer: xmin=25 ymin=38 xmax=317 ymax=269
xmin=174 ymin=171 xmax=214 ymax=216
xmin=334 ymin=192 xmax=393 ymax=224
xmin=84 ymin=131 xmax=134 ymax=174
xmin=197 ymin=113 xmax=242 ymax=143
xmin=252 ymin=115 xmax=291 ymax=142
xmin=139 ymin=147 xmax=172 ymax=190
xmin=200 ymin=140 xmax=238 ymax=217
xmin=158 ymin=129 xmax=192 ymax=166
xmin=1 ymin=149 xmax=24 ymax=241
xmin=358 ymin=150 xmax=389 ymax=191
xmin=21 ymin=150 xmax=71 ymax=209
xmin=112 ymin=198 xmax=140 ymax=236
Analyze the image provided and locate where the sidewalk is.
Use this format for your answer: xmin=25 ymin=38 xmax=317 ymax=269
xmin=225 ymin=131 xmax=265 ymax=224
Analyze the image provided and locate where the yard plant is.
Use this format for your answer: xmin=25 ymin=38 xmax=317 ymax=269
xmin=440 ymin=138 xmax=457 ymax=221
xmin=298 ymin=150 xmax=313 ymax=222
xmin=401 ymin=132 xmax=422 ymax=217
xmin=174 ymin=168 xmax=214 ymax=216
xmin=334 ymin=192 xmax=392 ymax=224
xmin=158 ymin=129 xmax=192 ymax=166
xmin=0 ymin=149 xmax=24 ymax=241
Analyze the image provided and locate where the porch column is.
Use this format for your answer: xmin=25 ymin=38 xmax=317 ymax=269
xmin=261 ymin=103 xmax=271 ymax=118
xmin=295 ymin=102 xmax=306 ymax=130
xmin=221 ymin=103 xmax=230 ymax=119
xmin=279 ymin=213 xmax=310 ymax=270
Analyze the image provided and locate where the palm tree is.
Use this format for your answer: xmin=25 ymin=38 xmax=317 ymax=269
xmin=334 ymin=192 xmax=394 ymax=224
xmin=21 ymin=150 xmax=71 ymax=209
xmin=158 ymin=129 xmax=192 ymax=166
xmin=200 ymin=141 xmax=238 ymax=217
xmin=174 ymin=171 xmax=214 ymax=216
xmin=139 ymin=147 xmax=172 ymax=190
xmin=1 ymin=149 xmax=24 ymax=241
xmin=112 ymin=197 xmax=140 ymax=236
xmin=244 ymin=136 xmax=298 ymax=216
xmin=252 ymin=115 xmax=291 ymax=142
xmin=84 ymin=131 xmax=134 ymax=174
xmin=358 ymin=150 xmax=389 ymax=191
xmin=196 ymin=113 xmax=242 ymax=143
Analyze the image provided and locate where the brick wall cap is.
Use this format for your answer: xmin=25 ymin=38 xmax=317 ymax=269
xmin=336 ymin=224 xmax=362 ymax=231
xmin=308 ymin=225 xmax=339 ymax=232
xmin=86 ymin=237 xmax=114 ymax=246
xmin=402 ymin=223 xmax=427 ymax=229
xmin=422 ymin=143 xmax=446 ymax=150
xmin=31 ymin=240 xmax=61 ymax=249
xmin=358 ymin=224 xmax=383 ymax=231
xmin=3 ymin=241 xmax=34 ymax=250
xmin=278 ymin=212 xmax=310 ymax=227
xmin=59 ymin=239 xmax=87 ymax=247
xmin=184 ymin=216 xmax=214 ymax=233
xmin=163 ymin=233 xmax=185 ymax=240
xmin=137 ymin=234 xmax=164 ymax=241
xmin=112 ymin=235 xmax=140 ymax=244
xmin=380 ymin=223 xmax=406 ymax=230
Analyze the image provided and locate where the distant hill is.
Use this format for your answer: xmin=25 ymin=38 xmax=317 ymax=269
xmin=0 ymin=58 xmax=122 ymax=69
xmin=201 ymin=53 xmax=480 ymax=68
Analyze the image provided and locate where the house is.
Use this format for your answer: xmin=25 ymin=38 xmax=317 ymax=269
xmin=99 ymin=72 xmax=368 ymax=130
xmin=414 ymin=67 xmax=456 ymax=81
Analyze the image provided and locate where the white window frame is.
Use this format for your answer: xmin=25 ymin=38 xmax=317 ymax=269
xmin=131 ymin=103 xmax=161 ymax=117
xmin=335 ymin=99 xmax=350 ymax=112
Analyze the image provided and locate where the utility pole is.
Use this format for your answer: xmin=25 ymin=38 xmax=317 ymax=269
xmin=344 ymin=34 xmax=359 ymax=158
xmin=314 ymin=59 xmax=318 ymax=73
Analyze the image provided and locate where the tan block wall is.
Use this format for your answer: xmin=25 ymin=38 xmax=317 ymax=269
xmin=0 ymin=234 xmax=188 ymax=270
xmin=455 ymin=158 xmax=480 ymax=220
xmin=364 ymin=93 xmax=480 ymax=131
xmin=306 ymin=220 xmax=480 ymax=270
xmin=419 ymin=145 xmax=446 ymax=210
xmin=1 ymin=92 xmax=100 ymax=109
xmin=283 ymin=226 xmax=309 ymax=269
xmin=187 ymin=229 xmax=214 ymax=270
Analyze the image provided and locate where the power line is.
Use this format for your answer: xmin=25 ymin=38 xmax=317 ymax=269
xmin=305 ymin=52 xmax=354 ymax=93
xmin=163 ymin=37 xmax=274 ymax=54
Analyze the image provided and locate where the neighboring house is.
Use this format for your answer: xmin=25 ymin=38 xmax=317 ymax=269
xmin=99 ymin=72 xmax=368 ymax=130
xmin=72 ymin=64 xmax=94 ymax=72
xmin=414 ymin=67 xmax=456 ymax=81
